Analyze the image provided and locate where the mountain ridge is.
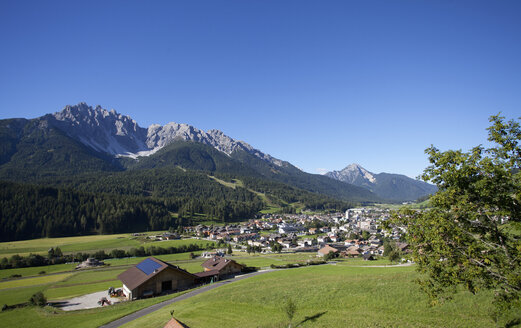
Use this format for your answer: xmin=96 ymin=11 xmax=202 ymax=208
xmin=325 ymin=163 xmax=437 ymax=201
xmin=0 ymin=103 xmax=381 ymax=204
xmin=48 ymin=103 xmax=287 ymax=168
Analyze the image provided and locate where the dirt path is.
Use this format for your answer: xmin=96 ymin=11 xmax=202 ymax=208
xmin=352 ymin=262 xmax=414 ymax=268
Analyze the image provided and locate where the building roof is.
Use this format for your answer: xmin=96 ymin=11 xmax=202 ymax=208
xmin=201 ymin=256 xmax=243 ymax=272
xmin=193 ymin=269 xmax=220 ymax=278
xmin=164 ymin=317 xmax=190 ymax=328
xmin=118 ymin=257 xmax=195 ymax=291
xmin=318 ymin=245 xmax=339 ymax=255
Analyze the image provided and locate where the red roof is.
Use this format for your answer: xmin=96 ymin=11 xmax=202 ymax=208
xmin=164 ymin=317 xmax=190 ymax=328
xmin=318 ymin=245 xmax=339 ymax=255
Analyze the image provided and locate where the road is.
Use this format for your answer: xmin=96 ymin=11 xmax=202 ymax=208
xmin=99 ymin=269 xmax=274 ymax=328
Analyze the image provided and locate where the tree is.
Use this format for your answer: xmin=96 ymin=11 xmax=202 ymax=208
xmin=324 ymin=251 xmax=338 ymax=261
xmin=227 ymin=244 xmax=233 ymax=255
xmin=389 ymin=115 xmax=521 ymax=321
xmin=284 ymin=298 xmax=297 ymax=328
xmin=387 ymin=249 xmax=401 ymax=264
xmin=384 ymin=240 xmax=401 ymax=264
xmin=29 ymin=291 xmax=47 ymax=307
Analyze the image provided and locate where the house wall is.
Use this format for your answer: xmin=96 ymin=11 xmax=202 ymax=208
xmin=134 ymin=268 xmax=195 ymax=299
xmin=221 ymin=262 xmax=242 ymax=275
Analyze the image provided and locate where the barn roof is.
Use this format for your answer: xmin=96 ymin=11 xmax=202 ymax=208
xmin=118 ymin=257 xmax=195 ymax=291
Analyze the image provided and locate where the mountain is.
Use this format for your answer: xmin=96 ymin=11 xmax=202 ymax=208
xmin=45 ymin=102 xmax=286 ymax=167
xmin=325 ymin=164 xmax=437 ymax=202
xmin=0 ymin=103 xmax=379 ymax=203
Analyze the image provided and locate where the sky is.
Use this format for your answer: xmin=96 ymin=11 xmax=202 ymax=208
xmin=1 ymin=0 xmax=520 ymax=178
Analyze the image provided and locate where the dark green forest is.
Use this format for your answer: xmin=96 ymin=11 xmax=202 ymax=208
xmin=0 ymin=180 xmax=265 ymax=242
xmin=0 ymin=117 xmax=362 ymax=242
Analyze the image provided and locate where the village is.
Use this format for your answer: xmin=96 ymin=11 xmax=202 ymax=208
xmin=183 ymin=207 xmax=409 ymax=261
xmin=110 ymin=207 xmax=411 ymax=303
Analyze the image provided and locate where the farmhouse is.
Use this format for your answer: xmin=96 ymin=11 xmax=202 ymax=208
xmin=317 ymin=245 xmax=339 ymax=257
xmin=118 ymin=257 xmax=196 ymax=300
xmin=199 ymin=256 xmax=244 ymax=279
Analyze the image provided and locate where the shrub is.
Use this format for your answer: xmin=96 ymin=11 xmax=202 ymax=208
xmin=29 ymin=292 xmax=47 ymax=307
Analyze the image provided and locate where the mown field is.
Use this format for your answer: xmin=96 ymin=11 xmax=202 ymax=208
xmin=1 ymin=232 xmax=514 ymax=328
xmin=122 ymin=265 xmax=499 ymax=328
xmin=1 ymin=255 xmax=516 ymax=328
xmin=0 ymin=233 xmax=216 ymax=258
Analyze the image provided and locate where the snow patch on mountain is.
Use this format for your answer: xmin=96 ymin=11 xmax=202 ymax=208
xmin=48 ymin=103 xmax=285 ymax=167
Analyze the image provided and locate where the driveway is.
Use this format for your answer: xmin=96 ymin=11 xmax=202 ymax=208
xmin=49 ymin=290 xmax=125 ymax=311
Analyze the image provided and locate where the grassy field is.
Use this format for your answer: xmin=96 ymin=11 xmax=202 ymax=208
xmin=0 ymin=250 xmax=382 ymax=306
xmin=0 ymin=233 xmax=217 ymax=258
xmin=0 ymin=263 xmax=77 ymax=280
xmin=1 ymin=253 xmax=517 ymax=328
xmin=0 ymin=234 xmax=139 ymax=257
xmin=122 ymin=265 xmax=498 ymax=328
xmin=0 ymin=273 xmax=74 ymax=290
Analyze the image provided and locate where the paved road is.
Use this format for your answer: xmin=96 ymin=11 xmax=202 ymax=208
xmin=99 ymin=270 xmax=274 ymax=328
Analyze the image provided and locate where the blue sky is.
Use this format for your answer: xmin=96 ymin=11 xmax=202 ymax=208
xmin=1 ymin=0 xmax=520 ymax=178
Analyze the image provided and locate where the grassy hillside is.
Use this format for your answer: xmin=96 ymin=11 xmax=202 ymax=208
xmin=1 ymin=249 xmax=516 ymax=328
xmin=123 ymin=265 xmax=499 ymax=328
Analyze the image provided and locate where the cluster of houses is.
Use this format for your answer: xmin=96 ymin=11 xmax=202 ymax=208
xmin=183 ymin=208 xmax=407 ymax=259
xmin=116 ymin=208 xmax=410 ymax=301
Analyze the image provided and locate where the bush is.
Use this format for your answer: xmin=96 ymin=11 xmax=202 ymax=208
xmin=29 ymin=292 xmax=47 ymax=307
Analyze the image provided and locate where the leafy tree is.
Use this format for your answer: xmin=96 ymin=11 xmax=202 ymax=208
xmin=324 ymin=251 xmax=338 ymax=261
xmin=284 ymin=298 xmax=297 ymax=328
xmin=29 ymin=291 xmax=47 ymax=307
xmin=54 ymin=247 xmax=63 ymax=258
xmin=270 ymin=242 xmax=282 ymax=253
xmin=389 ymin=115 xmax=521 ymax=321
xmin=227 ymin=244 xmax=233 ymax=255
xmin=384 ymin=240 xmax=401 ymax=264
xmin=388 ymin=249 xmax=401 ymax=264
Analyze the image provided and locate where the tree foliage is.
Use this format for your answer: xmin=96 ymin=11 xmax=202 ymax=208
xmin=390 ymin=115 xmax=521 ymax=319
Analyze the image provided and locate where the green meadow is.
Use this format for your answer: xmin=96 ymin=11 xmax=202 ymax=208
xmin=0 ymin=233 xmax=513 ymax=328
xmin=0 ymin=233 xmax=217 ymax=258
xmin=123 ymin=265 xmax=498 ymax=328
xmin=0 ymin=254 xmax=516 ymax=328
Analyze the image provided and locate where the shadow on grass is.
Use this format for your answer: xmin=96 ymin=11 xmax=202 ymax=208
xmin=295 ymin=311 xmax=327 ymax=327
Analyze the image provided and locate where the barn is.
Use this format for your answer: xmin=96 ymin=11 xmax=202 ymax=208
xmin=118 ymin=257 xmax=196 ymax=300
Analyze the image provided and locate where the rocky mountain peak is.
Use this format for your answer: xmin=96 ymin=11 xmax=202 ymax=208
xmin=326 ymin=163 xmax=376 ymax=185
xmin=48 ymin=103 xmax=148 ymax=155
xmin=40 ymin=103 xmax=285 ymax=167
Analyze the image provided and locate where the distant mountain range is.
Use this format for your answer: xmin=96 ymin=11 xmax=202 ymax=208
xmin=0 ymin=103 xmax=434 ymax=204
xmin=0 ymin=103 xmax=378 ymax=203
xmin=0 ymin=103 xmax=439 ymax=241
xmin=325 ymin=163 xmax=436 ymax=201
